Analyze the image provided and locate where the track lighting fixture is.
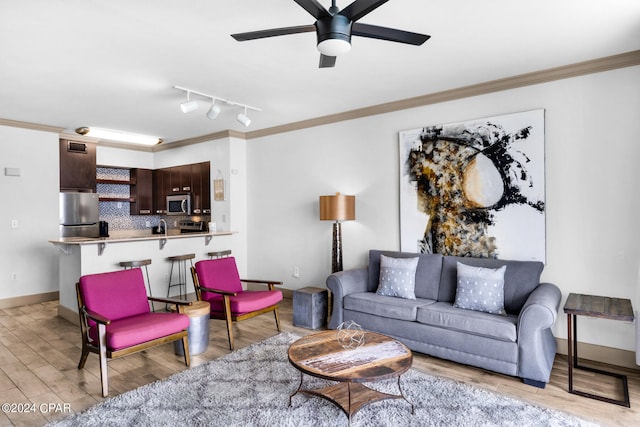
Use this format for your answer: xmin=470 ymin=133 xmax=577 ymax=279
xmin=180 ymin=91 xmax=199 ymax=113
xmin=206 ymin=99 xmax=221 ymax=120
xmin=173 ymin=85 xmax=260 ymax=127
xmin=236 ymin=107 xmax=251 ymax=127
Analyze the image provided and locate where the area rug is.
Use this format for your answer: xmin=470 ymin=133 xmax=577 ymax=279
xmin=49 ymin=332 xmax=598 ymax=427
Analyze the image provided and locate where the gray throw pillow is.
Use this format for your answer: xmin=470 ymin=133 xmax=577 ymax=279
xmin=454 ymin=262 xmax=507 ymax=315
xmin=376 ymin=255 xmax=419 ymax=300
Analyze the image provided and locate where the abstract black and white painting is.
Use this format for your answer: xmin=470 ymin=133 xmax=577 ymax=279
xmin=399 ymin=110 xmax=545 ymax=262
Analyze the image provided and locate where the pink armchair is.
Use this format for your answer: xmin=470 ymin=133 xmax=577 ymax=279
xmin=76 ymin=268 xmax=192 ymax=397
xmin=191 ymin=257 xmax=283 ymax=350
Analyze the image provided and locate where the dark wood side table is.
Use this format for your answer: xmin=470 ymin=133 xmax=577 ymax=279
xmin=563 ymin=293 xmax=634 ymax=407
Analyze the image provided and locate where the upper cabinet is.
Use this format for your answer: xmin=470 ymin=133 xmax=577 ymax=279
xmin=152 ymin=161 xmax=211 ymax=215
xmin=152 ymin=168 xmax=167 ymax=215
xmin=130 ymin=168 xmax=153 ymax=215
xmin=59 ymin=139 xmax=96 ymax=192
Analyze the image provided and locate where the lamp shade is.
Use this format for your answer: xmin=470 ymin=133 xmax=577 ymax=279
xmin=319 ymin=193 xmax=355 ymax=221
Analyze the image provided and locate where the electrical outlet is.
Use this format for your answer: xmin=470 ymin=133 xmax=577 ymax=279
xmin=117 ymin=202 xmax=122 ymax=209
xmin=10 ymin=219 xmax=18 ymax=229
xmin=145 ymin=221 xmax=151 ymax=227
xmin=293 ymin=266 xmax=300 ymax=278
xmin=10 ymin=273 xmax=17 ymax=281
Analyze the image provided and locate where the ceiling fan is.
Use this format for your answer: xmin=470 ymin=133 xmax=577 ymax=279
xmin=231 ymin=0 xmax=430 ymax=68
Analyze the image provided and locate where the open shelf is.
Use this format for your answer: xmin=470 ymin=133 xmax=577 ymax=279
xmin=98 ymin=197 xmax=135 ymax=202
xmin=96 ymin=179 xmax=133 ymax=185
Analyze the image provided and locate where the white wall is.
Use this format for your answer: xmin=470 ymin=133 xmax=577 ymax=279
xmin=247 ymin=66 xmax=640 ymax=352
xmin=0 ymin=126 xmax=60 ymax=299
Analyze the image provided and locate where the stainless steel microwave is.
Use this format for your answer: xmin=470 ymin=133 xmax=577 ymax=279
xmin=167 ymin=193 xmax=191 ymax=215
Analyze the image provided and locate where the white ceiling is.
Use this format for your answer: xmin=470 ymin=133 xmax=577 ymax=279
xmin=1 ymin=1 xmax=638 ymax=143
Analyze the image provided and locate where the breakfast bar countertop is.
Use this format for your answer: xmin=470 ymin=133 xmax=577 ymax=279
xmin=48 ymin=230 xmax=234 ymax=245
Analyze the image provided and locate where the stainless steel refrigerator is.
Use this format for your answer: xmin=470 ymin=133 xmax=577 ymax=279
xmin=59 ymin=192 xmax=100 ymax=238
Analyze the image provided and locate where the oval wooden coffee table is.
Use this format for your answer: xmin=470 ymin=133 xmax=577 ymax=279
xmin=288 ymin=330 xmax=414 ymax=424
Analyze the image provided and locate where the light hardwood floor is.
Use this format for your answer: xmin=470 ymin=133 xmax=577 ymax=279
xmin=0 ymin=299 xmax=638 ymax=426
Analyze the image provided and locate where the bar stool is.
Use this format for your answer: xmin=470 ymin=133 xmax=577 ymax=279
xmin=119 ymin=259 xmax=153 ymax=297
xmin=207 ymin=249 xmax=232 ymax=259
xmin=166 ymin=253 xmax=195 ymax=300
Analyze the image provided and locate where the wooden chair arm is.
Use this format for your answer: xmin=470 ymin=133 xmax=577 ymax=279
xmin=148 ymin=296 xmax=193 ymax=306
xmin=197 ymin=285 xmax=238 ymax=297
xmin=82 ymin=307 xmax=111 ymax=325
xmin=241 ymin=279 xmax=283 ymax=286
xmin=241 ymin=279 xmax=283 ymax=291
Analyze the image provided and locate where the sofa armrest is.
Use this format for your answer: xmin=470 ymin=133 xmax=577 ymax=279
xmin=326 ymin=267 xmax=368 ymax=329
xmin=517 ymin=282 xmax=562 ymax=384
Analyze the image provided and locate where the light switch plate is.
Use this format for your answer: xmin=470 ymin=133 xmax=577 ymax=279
xmin=4 ymin=167 xmax=20 ymax=176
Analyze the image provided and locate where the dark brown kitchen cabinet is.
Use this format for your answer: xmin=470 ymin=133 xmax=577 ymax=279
xmin=153 ymin=168 xmax=167 ymax=214
xmin=190 ymin=163 xmax=202 ymax=214
xmin=190 ymin=162 xmax=210 ymax=214
xmin=200 ymin=162 xmax=211 ymax=214
xmin=130 ymin=168 xmax=153 ymax=215
xmin=150 ymin=162 xmax=210 ymax=215
xmin=169 ymin=164 xmax=191 ymax=193
xmin=59 ymin=139 xmax=96 ymax=192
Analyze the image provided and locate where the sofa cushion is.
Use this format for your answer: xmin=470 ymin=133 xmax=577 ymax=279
xmin=454 ymin=263 xmax=507 ymax=315
xmin=344 ymin=292 xmax=436 ymax=322
xmin=368 ymin=250 xmax=443 ymax=300
xmin=439 ymin=256 xmax=544 ymax=313
xmin=417 ymin=302 xmax=518 ymax=342
xmin=376 ymin=255 xmax=419 ymax=300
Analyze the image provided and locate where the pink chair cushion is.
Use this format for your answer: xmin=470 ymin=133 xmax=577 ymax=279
xmin=195 ymin=257 xmax=243 ymax=299
xmin=79 ymin=269 xmax=150 ymax=321
xmin=89 ymin=312 xmax=189 ymax=351
xmin=203 ymin=289 xmax=283 ymax=316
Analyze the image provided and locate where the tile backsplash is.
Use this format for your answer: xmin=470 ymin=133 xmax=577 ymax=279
xmin=97 ymin=167 xmax=209 ymax=231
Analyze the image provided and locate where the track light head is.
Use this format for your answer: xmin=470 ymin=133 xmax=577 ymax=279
xmin=180 ymin=91 xmax=199 ymax=113
xmin=236 ymin=108 xmax=251 ymax=127
xmin=206 ymin=101 xmax=221 ymax=120
xmin=180 ymin=99 xmax=199 ymax=113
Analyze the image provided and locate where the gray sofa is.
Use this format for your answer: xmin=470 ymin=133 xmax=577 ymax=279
xmin=327 ymin=250 xmax=561 ymax=387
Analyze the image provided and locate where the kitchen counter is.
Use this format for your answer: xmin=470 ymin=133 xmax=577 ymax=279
xmin=49 ymin=231 xmax=233 ymax=255
xmin=49 ymin=230 xmax=240 ymax=323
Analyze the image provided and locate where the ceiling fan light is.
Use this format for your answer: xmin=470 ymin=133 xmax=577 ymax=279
xmin=180 ymin=99 xmax=199 ymax=113
xmin=317 ymin=38 xmax=351 ymax=56
xmin=236 ymin=112 xmax=251 ymax=127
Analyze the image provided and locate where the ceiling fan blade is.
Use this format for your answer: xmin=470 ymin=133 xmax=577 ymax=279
xmin=231 ymin=25 xmax=315 ymax=41
xmin=352 ymin=22 xmax=430 ymax=45
xmin=294 ymin=0 xmax=331 ymax=20
xmin=319 ymin=54 xmax=337 ymax=68
xmin=339 ymin=0 xmax=390 ymax=22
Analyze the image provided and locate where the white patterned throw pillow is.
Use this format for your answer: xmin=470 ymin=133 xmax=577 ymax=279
xmin=454 ymin=262 xmax=507 ymax=315
xmin=376 ymin=255 xmax=419 ymax=300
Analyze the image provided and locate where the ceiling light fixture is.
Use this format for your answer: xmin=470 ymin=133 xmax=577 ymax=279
xmin=316 ymin=13 xmax=352 ymax=57
xmin=75 ymin=127 xmax=162 ymax=146
xmin=180 ymin=91 xmax=200 ymax=113
xmin=173 ymin=85 xmax=261 ymax=127
xmin=206 ymin=98 xmax=221 ymax=120
xmin=236 ymin=107 xmax=251 ymax=127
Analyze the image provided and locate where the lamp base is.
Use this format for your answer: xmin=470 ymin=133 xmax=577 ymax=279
xmin=332 ymin=221 xmax=343 ymax=273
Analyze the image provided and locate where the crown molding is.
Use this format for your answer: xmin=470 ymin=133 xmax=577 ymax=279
xmin=154 ymin=129 xmax=246 ymax=151
xmin=244 ymin=49 xmax=640 ymax=139
xmin=0 ymin=118 xmax=64 ymax=133
xmin=1 ymin=50 xmax=638 ymax=148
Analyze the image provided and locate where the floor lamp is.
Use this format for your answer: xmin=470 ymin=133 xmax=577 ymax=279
xmin=319 ymin=192 xmax=355 ymax=273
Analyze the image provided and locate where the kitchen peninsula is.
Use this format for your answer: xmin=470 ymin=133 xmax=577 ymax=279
xmin=49 ymin=230 xmax=234 ymax=323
